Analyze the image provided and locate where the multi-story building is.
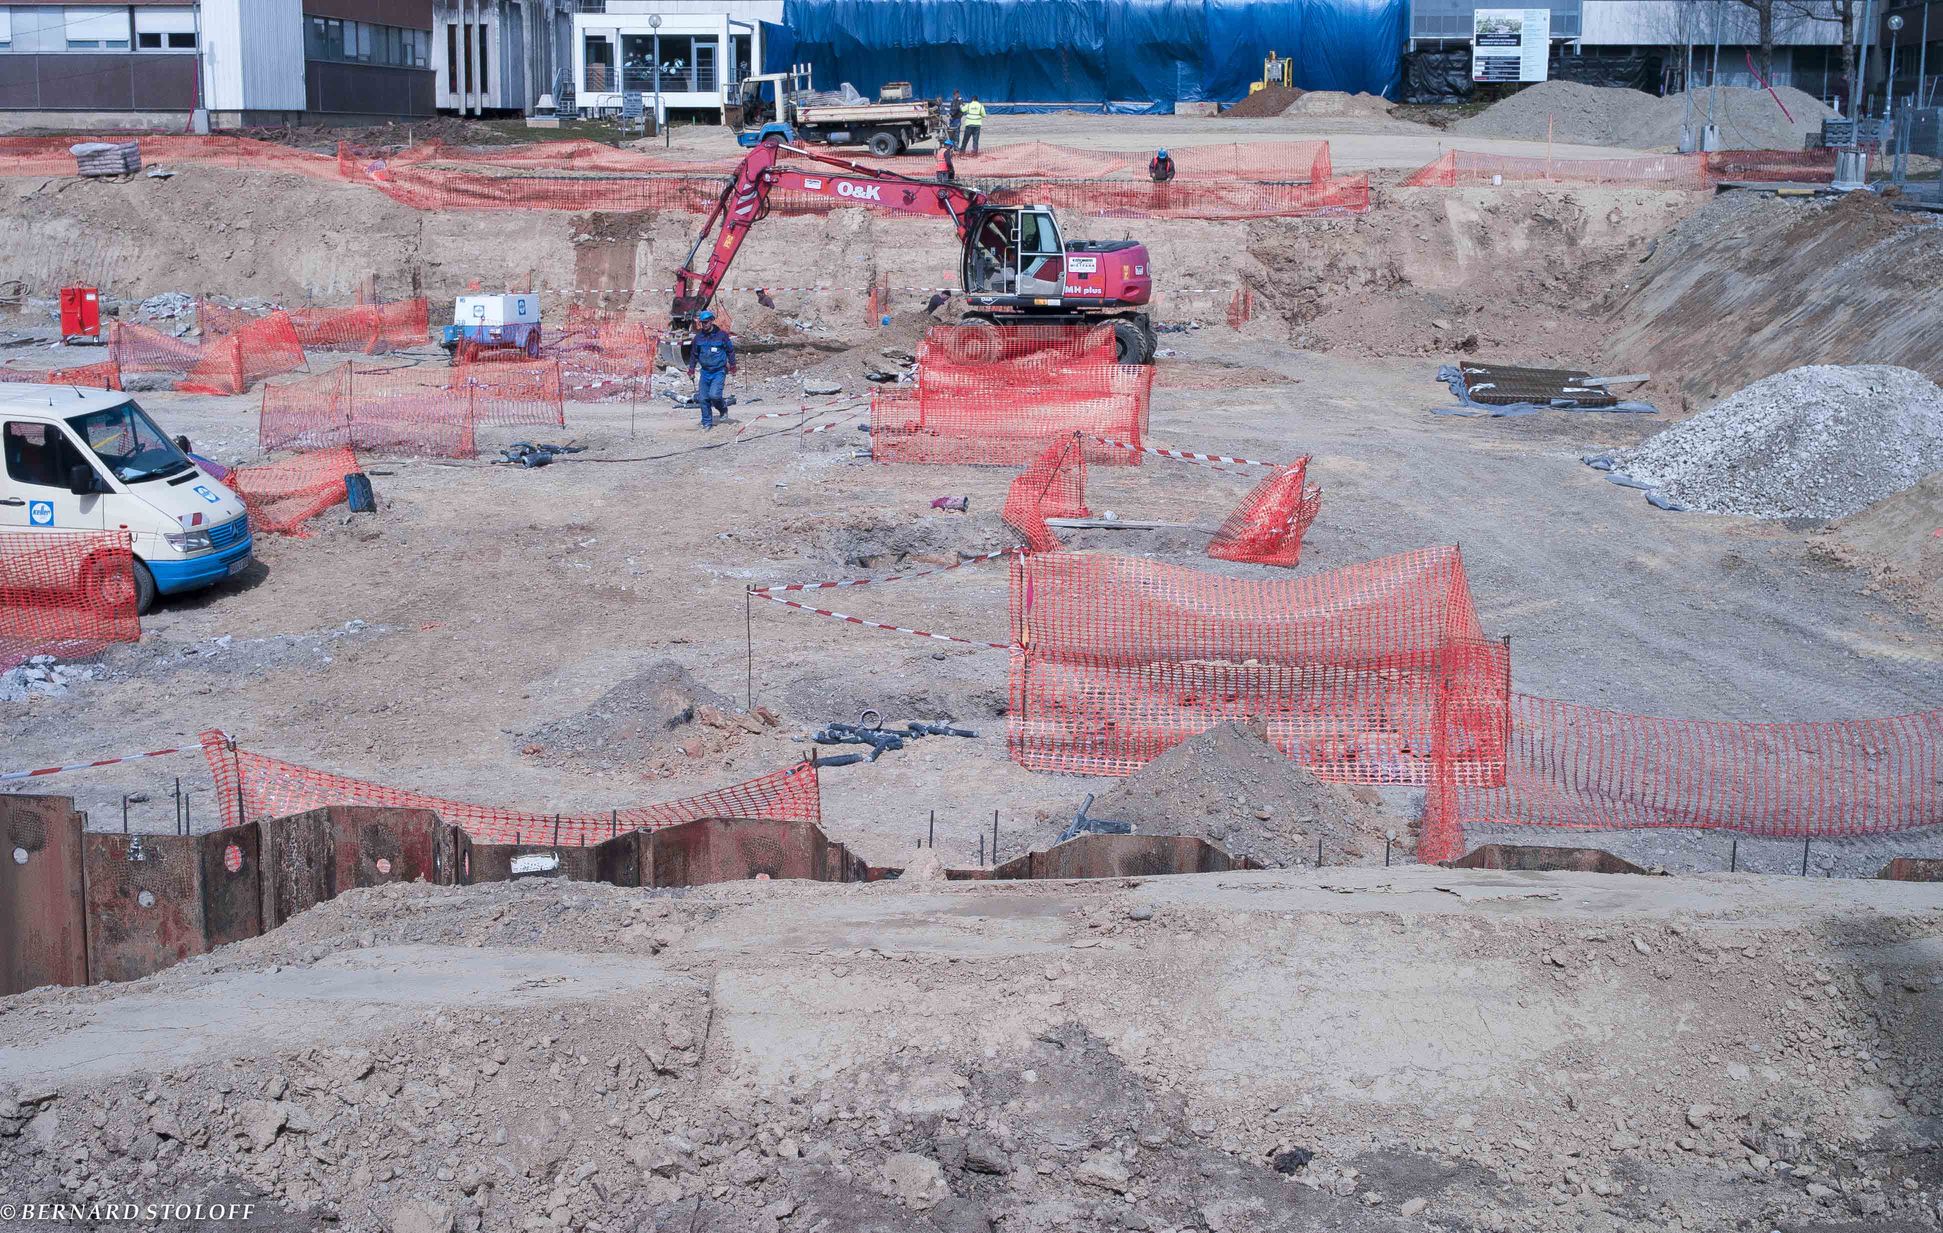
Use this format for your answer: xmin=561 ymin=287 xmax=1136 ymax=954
xmin=0 ymin=0 xmax=436 ymax=130
xmin=433 ymin=0 xmax=572 ymax=116
xmin=569 ymin=0 xmax=778 ymax=122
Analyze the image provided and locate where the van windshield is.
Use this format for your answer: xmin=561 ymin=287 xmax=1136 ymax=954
xmin=66 ymin=401 xmax=191 ymax=484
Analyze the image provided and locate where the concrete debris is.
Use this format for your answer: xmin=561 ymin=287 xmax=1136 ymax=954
xmin=137 ymin=292 xmax=195 ymax=321
xmin=1607 ymin=365 xmax=1943 ymax=520
xmin=1454 ymin=80 xmax=1829 ymax=151
xmin=0 ymin=657 xmax=103 ymax=702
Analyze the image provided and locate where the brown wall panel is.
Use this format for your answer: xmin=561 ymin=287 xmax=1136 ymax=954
xmin=0 ymin=796 xmax=89 ymax=996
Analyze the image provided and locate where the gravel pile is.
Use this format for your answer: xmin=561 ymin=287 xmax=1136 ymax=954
xmin=1453 ymin=80 xmax=1828 ymax=150
xmin=1608 ymin=365 xmax=1943 ymax=519
xmin=1085 ymin=720 xmax=1404 ymax=865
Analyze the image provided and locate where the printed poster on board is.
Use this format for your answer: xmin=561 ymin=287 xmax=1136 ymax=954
xmin=1473 ymin=8 xmax=1551 ymax=83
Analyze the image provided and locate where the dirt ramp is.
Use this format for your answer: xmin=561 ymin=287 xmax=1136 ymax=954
xmin=1602 ymin=191 xmax=1943 ymax=405
xmin=1820 ymin=472 xmax=1943 ymax=624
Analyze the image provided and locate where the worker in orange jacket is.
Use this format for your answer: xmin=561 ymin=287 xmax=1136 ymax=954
xmin=935 ymin=138 xmax=957 ymax=182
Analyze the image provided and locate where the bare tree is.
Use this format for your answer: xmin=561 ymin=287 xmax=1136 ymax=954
xmin=1732 ymin=0 xmax=1781 ymax=81
xmin=1781 ymin=0 xmax=1860 ymax=100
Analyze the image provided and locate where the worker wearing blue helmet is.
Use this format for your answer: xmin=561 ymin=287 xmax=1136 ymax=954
xmin=1149 ymin=148 xmax=1176 ymax=183
xmin=687 ymin=309 xmax=736 ymax=429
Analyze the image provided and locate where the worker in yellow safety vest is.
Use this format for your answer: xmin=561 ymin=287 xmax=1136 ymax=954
xmin=960 ymin=96 xmax=986 ymax=155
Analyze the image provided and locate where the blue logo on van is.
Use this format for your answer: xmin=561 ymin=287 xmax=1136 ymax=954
xmin=28 ymin=500 xmax=53 ymax=526
xmin=193 ymin=484 xmax=221 ymax=504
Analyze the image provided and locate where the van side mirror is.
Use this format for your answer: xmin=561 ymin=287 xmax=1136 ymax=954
xmin=67 ymin=463 xmax=99 ymax=495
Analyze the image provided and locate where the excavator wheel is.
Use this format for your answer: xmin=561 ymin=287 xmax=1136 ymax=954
xmin=1111 ymin=319 xmax=1149 ymax=365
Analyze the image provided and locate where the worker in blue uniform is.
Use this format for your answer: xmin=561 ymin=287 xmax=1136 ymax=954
xmin=686 ymin=310 xmax=736 ymax=429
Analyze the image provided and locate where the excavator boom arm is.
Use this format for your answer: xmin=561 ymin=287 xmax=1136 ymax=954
xmin=673 ymin=141 xmax=984 ymax=325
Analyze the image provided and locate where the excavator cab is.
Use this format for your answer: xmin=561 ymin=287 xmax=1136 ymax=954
xmin=962 ymin=206 xmax=1065 ymax=298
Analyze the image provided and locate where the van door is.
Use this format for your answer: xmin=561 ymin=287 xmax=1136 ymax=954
xmin=1 ymin=419 xmax=108 ymax=532
xmin=1016 ymin=209 xmax=1065 ymax=298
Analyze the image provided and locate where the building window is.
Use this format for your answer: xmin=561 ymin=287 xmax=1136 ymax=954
xmin=448 ymin=24 xmax=459 ymax=88
xmin=479 ymin=29 xmax=488 ymax=92
xmin=308 ymin=17 xmax=430 ymax=69
xmin=134 ymin=6 xmax=196 ymax=51
xmin=65 ymin=6 xmax=132 ymax=50
xmin=0 ymin=11 xmax=13 ymax=50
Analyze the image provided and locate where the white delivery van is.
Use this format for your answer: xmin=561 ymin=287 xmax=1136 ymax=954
xmin=0 ymin=385 xmax=253 ymax=613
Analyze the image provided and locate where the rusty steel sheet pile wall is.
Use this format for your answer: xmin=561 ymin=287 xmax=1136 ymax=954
xmin=198 ymin=730 xmax=821 ymax=846
xmin=1445 ymin=843 xmax=1652 ymax=875
xmin=1007 ymin=547 xmax=1511 ymax=783
xmin=1205 ymin=458 xmax=1324 ymax=568
xmin=0 ymin=796 xmax=90 ymax=996
xmin=1421 ymin=696 xmax=1943 ymax=864
xmin=258 ymin=361 xmax=566 ymax=457
xmin=81 ymin=827 xmax=263 ymax=984
xmin=0 ymin=360 xmax=122 ymax=390
xmin=875 ymin=326 xmax=1151 ymax=467
xmin=258 ymin=805 xmax=455 ymax=928
xmin=1002 ymin=434 xmax=1090 ymax=553
xmin=631 ymin=817 xmax=869 ymax=887
xmin=0 ymin=529 xmax=140 ymax=672
xmin=990 ymin=834 xmax=1260 ymax=880
xmin=202 ymin=299 xmax=430 ymax=355
xmin=227 ymin=447 xmax=360 ymax=536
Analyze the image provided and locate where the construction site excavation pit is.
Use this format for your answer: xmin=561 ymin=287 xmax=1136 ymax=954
xmin=2 ymin=103 xmax=1941 ymax=1233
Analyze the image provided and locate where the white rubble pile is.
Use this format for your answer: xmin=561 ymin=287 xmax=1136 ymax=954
xmin=1609 ymin=364 xmax=1943 ymax=520
xmin=0 ymin=656 xmax=103 ymax=703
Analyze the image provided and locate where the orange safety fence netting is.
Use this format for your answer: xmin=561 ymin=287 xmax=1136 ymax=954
xmin=918 ymin=322 xmax=1115 ymax=369
xmin=1007 ymin=546 xmax=1511 ymax=783
xmin=1206 ymin=458 xmax=1323 ymax=568
xmin=0 ymin=530 xmax=140 ymax=672
xmin=0 ymin=134 xmax=342 ymax=180
xmin=109 ymin=319 xmax=202 ymax=374
xmin=986 ymin=174 xmax=1371 ymax=220
xmin=1001 ymin=434 xmax=1090 ymax=553
xmin=874 ymin=364 xmax=1152 ymax=467
xmin=227 ymin=447 xmax=360 ymax=537
xmin=259 ymin=360 xmax=565 ymax=457
xmin=0 ymin=360 xmax=122 ymax=390
xmin=197 ymin=729 xmax=823 ymax=846
xmin=176 ymin=311 xmax=308 ymax=395
xmin=1702 ymin=148 xmax=1841 ymax=182
xmin=457 ymin=317 xmax=661 ymax=401
xmin=1420 ymin=695 xmax=1943 ymax=863
xmin=1400 ymin=149 xmax=1707 ymax=188
xmin=201 ymin=299 xmax=430 ymax=355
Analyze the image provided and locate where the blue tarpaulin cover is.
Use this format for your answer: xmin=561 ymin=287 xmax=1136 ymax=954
xmin=770 ymin=0 xmax=1405 ymax=108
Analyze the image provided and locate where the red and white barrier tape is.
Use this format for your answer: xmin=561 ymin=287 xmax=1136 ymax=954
xmin=750 ymin=549 xmax=1018 ymax=649
xmin=753 ymin=592 xmax=1014 ymax=650
xmin=2 ymin=743 xmax=198 ymax=784
xmin=752 ymin=548 xmax=1016 ymax=595
xmin=1092 ymin=436 xmax=1285 ymax=469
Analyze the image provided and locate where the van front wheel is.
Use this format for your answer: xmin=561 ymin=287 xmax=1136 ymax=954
xmin=131 ymin=560 xmax=156 ymax=616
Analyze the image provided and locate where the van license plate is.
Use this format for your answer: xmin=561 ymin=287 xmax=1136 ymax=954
xmin=227 ymin=558 xmax=250 ymax=576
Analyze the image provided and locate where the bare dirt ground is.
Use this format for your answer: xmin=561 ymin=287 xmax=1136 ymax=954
xmin=4 ymin=867 xmax=1941 ymax=1233
xmin=3 ymin=107 xmax=1943 ymax=1233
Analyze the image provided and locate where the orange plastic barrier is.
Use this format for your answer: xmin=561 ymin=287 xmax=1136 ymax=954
xmin=0 ymin=134 xmax=340 ymax=180
xmin=176 ymin=312 xmax=307 ymax=395
xmin=1421 ymin=695 xmax=1943 ymax=863
xmin=873 ymin=363 xmax=1151 ymax=467
xmin=1007 ymin=546 xmax=1510 ymax=783
xmin=1702 ymin=148 xmax=1840 ymax=182
xmin=227 ymin=447 xmax=360 ymax=537
xmin=0 ymin=361 xmax=121 ymax=390
xmin=0 ymin=530 xmax=140 ymax=672
xmin=259 ymin=361 xmax=566 ymax=457
xmin=1001 ymin=434 xmax=1090 ymax=552
xmin=458 ymin=316 xmax=659 ymax=401
xmin=1398 ymin=149 xmax=1768 ymax=189
xmin=202 ymin=299 xmax=430 ymax=355
xmin=1206 ymin=459 xmax=1322 ymax=568
xmin=109 ymin=319 xmax=201 ymax=373
xmin=198 ymin=729 xmax=822 ymax=845
xmin=986 ymin=174 xmax=1371 ymax=220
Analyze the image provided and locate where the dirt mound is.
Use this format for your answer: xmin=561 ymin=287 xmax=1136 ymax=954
xmin=1454 ymin=80 xmax=1828 ymax=150
xmin=1285 ymin=90 xmax=1394 ymax=119
xmin=1610 ymin=365 xmax=1943 ymax=520
xmin=1085 ymin=721 xmax=1404 ymax=866
xmin=1823 ymin=472 xmax=1943 ymax=623
xmin=522 ymin=660 xmax=762 ymax=769
xmin=1221 ymin=85 xmax=1305 ymax=118
xmin=1601 ymin=191 xmax=1943 ymax=403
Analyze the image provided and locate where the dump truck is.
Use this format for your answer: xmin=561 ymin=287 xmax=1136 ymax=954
xmin=732 ymin=67 xmax=948 ymax=157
